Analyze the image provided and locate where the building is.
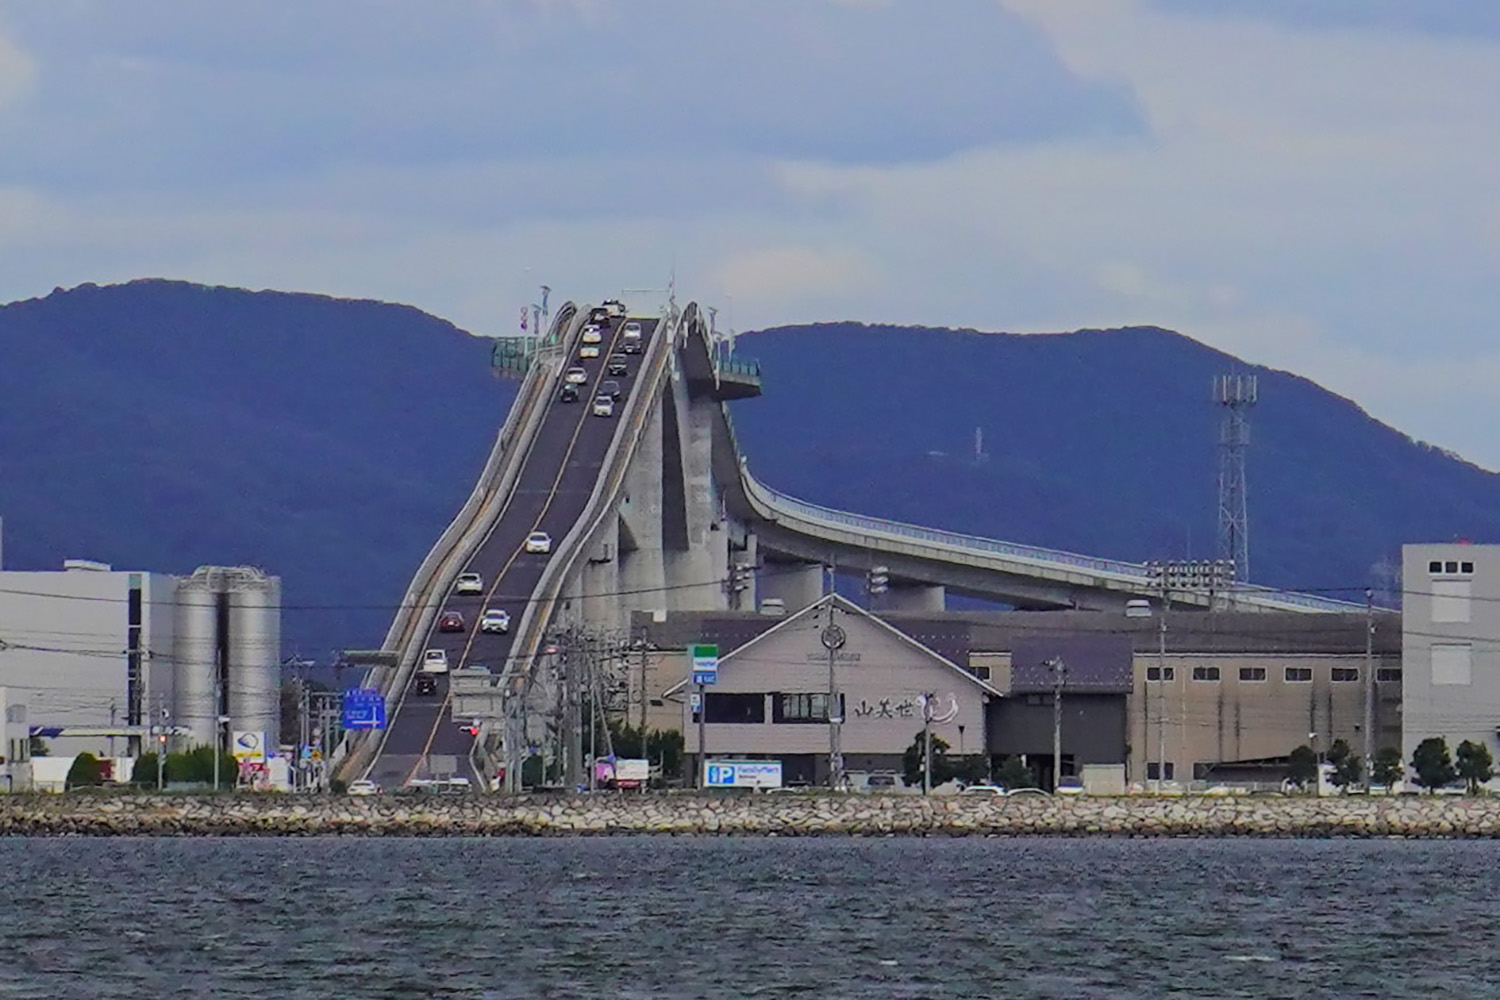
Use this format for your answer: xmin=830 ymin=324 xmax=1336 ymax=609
xmin=0 ymin=559 xmax=281 ymax=759
xmin=1402 ymin=543 xmax=1495 ymax=780
xmin=0 ymin=687 xmax=32 ymax=792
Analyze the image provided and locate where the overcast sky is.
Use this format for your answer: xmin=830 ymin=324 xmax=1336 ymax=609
xmin=2 ymin=1 xmax=1498 ymax=467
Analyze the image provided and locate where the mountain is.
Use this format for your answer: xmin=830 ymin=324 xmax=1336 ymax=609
xmin=0 ymin=280 xmax=516 ymax=658
xmin=3 ymin=282 xmax=1495 ymax=659
xmin=729 ymin=322 xmax=1500 ymax=603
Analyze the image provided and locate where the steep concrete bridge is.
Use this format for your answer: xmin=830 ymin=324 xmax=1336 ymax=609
xmin=340 ymin=297 xmax=1361 ymax=790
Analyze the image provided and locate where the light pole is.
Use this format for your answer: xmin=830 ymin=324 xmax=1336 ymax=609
xmin=1363 ymin=587 xmax=1375 ymax=791
xmin=1309 ymin=731 xmax=1322 ymax=797
xmin=821 ymin=605 xmax=846 ymax=791
xmin=1048 ymin=658 xmax=1068 ymax=792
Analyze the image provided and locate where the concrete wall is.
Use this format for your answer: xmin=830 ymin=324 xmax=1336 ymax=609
xmin=1403 ymin=543 xmax=1498 ymax=779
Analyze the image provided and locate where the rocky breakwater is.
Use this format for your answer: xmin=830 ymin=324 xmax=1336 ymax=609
xmin=5 ymin=793 xmax=1500 ymax=837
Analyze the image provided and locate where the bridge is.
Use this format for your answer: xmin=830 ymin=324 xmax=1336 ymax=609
xmin=343 ymin=297 xmax=1362 ymax=791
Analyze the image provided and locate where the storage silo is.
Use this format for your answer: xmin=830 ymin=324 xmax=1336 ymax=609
xmin=173 ymin=569 xmax=221 ymax=748
xmin=226 ymin=568 xmax=281 ymax=749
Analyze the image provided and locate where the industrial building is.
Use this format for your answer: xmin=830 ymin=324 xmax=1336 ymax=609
xmin=640 ymin=600 xmax=1401 ymax=789
xmin=0 ymin=558 xmax=281 ymax=762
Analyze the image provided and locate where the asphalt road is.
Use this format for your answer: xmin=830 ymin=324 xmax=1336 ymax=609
xmin=368 ymin=312 xmax=659 ymax=789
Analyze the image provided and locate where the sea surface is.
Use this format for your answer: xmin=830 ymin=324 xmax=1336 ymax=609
xmin=3 ymin=836 xmax=1498 ymax=999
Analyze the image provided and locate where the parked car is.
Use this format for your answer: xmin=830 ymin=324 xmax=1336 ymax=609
xmin=480 ymin=608 xmax=511 ymax=634
xmin=600 ymin=379 xmax=622 ymax=400
xmin=1056 ymin=775 xmax=1085 ymax=796
xmin=438 ymin=611 xmax=465 ymax=633
xmin=606 ymin=356 xmax=629 ymax=376
xmin=581 ymin=324 xmax=603 ymax=344
xmin=1005 ymin=787 xmax=1051 ymax=798
xmin=347 ymin=779 xmax=381 ymax=796
xmin=960 ymin=784 xmax=1007 ymax=797
xmin=559 ymin=383 xmax=579 ymax=403
xmin=415 ymin=673 xmax=438 ymax=696
xmin=454 ymin=572 xmax=483 ymax=595
xmin=524 ymin=531 xmax=552 ymax=554
xmin=564 ymin=367 xmax=588 ymax=385
xmin=592 ymin=395 xmax=614 ymax=418
xmin=864 ymin=773 xmax=901 ymax=791
xmin=420 ymin=648 xmax=449 ymax=674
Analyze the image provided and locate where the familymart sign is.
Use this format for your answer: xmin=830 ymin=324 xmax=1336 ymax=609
xmin=691 ymin=644 xmax=719 ymax=686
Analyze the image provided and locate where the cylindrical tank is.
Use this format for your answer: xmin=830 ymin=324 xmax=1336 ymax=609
xmin=173 ymin=570 xmax=220 ymax=747
xmin=227 ymin=568 xmax=281 ymax=750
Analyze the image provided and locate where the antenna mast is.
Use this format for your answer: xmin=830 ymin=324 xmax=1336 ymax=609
xmin=1214 ymin=373 xmax=1257 ymax=583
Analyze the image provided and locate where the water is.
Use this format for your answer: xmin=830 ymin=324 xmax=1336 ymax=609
xmin=4 ymin=837 xmax=1498 ymax=998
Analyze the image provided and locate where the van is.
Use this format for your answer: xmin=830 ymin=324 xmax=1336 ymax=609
xmin=759 ymin=598 xmax=785 ymax=617
xmin=420 ymin=648 xmax=449 ymax=674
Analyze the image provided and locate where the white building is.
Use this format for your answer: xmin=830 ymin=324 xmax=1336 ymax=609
xmin=0 ymin=686 xmax=32 ymax=792
xmin=0 ymin=558 xmax=281 ymax=759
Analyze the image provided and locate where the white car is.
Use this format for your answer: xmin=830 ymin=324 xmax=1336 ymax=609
xmin=602 ymin=299 xmax=626 ymax=318
xmin=524 ymin=531 xmax=552 ymax=554
xmin=579 ymin=344 xmax=600 ymax=360
xmin=347 ymin=779 xmax=380 ymax=796
xmin=454 ymin=571 xmax=482 ymax=595
xmin=421 ymin=648 xmax=449 ymax=674
xmin=480 ymin=608 xmax=511 ymax=634
xmin=592 ymin=395 xmax=614 ymax=418
xmin=581 ymin=324 xmax=603 ymax=344
xmin=960 ymin=784 xmax=1007 ymax=797
xmin=564 ymin=367 xmax=588 ymax=385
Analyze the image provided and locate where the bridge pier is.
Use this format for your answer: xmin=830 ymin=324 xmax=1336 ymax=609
xmin=880 ymin=582 xmax=947 ymax=613
xmin=758 ymin=560 xmax=825 ymax=614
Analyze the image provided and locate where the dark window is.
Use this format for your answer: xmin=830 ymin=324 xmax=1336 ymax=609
xmin=1462 ymin=561 xmax=1475 ymax=574
xmin=704 ymin=693 xmax=765 ymax=724
xmin=774 ymin=692 xmax=829 ymax=724
xmin=1146 ymin=762 xmax=1175 ymax=780
xmin=1192 ymin=666 xmax=1220 ymax=682
xmin=1332 ymin=667 xmax=1360 ymax=683
xmin=1285 ymin=667 xmax=1313 ymax=683
xmin=1429 ymin=560 xmax=1443 ymax=573
xmin=1446 ymin=561 xmax=1459 ymax=574
xmin=1238 ymin=667 xmax=1267 ymax=682
xmin=1193 ymin=762 xmax=1217 ymax=781
xmin=1377 ymin=668 xmax=1403 ymax=683
xmin=1146 ymin=666 xmax=1175 ymax=682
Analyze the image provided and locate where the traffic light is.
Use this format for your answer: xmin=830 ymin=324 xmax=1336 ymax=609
xmin=867 ymin=565 xmax=889 ymax=596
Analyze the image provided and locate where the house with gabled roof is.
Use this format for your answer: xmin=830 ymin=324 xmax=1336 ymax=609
xmin=660 ymin=593 xmax=1000 ymax=786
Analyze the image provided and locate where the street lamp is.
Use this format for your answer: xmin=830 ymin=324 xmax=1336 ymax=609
xmin=1309 ymin=731 xmax=1322 ymax=797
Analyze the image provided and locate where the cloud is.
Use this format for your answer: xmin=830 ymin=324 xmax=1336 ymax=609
xmin=712 ymin=247 xmax=877 ymax=308
xmin=0 ymin=25 xmax=36 ymax=111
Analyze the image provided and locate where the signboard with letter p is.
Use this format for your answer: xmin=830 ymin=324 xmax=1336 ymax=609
xmin=703 ymin=759 xmax=783 ymax=789
xmin=690 ymin=643 xmax=719 ymax=686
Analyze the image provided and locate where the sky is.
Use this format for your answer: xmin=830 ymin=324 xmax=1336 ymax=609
xmin=1 ymin=1 xmax=1498 ymax=467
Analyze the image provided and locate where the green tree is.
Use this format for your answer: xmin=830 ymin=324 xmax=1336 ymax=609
xmin=28 ymin=735 xmax=49 ymax=757
xmin=1371 ymin=746 xmax=1404 ymax=789
xmin=131 ymin=753 xmax=161 ymax=787
xmin=1455 ymin=740 xmax=1494 ymax=794
xmin=1411 ymin=737 xmax=1457 ymax=793
xmin=902 ymin=731 xmax=951 ymax=788
xmin=997 ymin=755 xmax=1035 ymax=791
xmin=1326 ymin=739 xmax=1363 ymax=789
xmin=1286 ymin=745 xmax=1319 ymax=791
xmin=65 ymin=752 xmax=104 ymax=789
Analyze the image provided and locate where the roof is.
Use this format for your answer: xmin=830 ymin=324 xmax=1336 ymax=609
xmin=1010 ymin=634 xmax=1133 ymax=694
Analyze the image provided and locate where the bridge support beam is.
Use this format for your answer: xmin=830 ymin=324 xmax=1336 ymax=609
xmin=758 ymin=561 xmax=825 ymax=615
xmin=881 ymin=582 xmax=946 ymax=613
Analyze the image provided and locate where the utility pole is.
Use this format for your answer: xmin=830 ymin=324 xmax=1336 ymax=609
xmin=566 ymin=628 xmax=583 ymax=791
xmin=1363 ymin=587 xmax=1375 ymax=790
xmin=820 ymin=598 xmax=846 ymax=791
xmin=212 ymin=650 xmax=222 ymax=794
xmin=922 ymin=693 xmax=934 ymax=796
xmin=1157 ymin=582 xmax=1169 ymax=793
xmin=155 ymin=703 xmax=169 ymax=792
xmin=1049 ymin=657 xmax=1068 ymax=792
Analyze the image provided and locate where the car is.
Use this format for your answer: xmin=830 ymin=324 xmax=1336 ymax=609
xmin=524 ymin=531 xmax=552 ymax=554
xmin=438 ymin=611 xmax=465 ymax=633
xmin=420 ymin=648 xmax=449 ymax=674
xmin=588 ymin=307 xmax=610 ymax=324
xmin=960 ymin=784 xmax=1007 ymax=797
xmin=592 ymin=395 xmax=614 ymax=418
xmin=602 ymin=299 xmax=627 ymax=318
xmin=606 ymin=356 xmax=629 ymax=377
xmin=1005 ymin=787 xmax=1052 ymax=798
xmin=558 ymin=383 xmax=579 ymax=403
xmin=1056 ymin=775 xmax=1085 ymax=796
xmin=454 ymin=572 xmax=483 ymax=595
xmin=579 ymin=344 xmax=601 ymax=360
xmin=600 ymin=379 xmax=622 ymax=400
xmin=480 ymin=608 xmax=511 ymax=634
xmin=581 ymin=324 xmax=603 ymax=344
xmin=864 ymin=773 xmax=901 ymax=791
xmin=564 ymin=367 xmax=588 ymax=385
xmin=347 ymin=779 xmax=381 ymax=796
xmin=621 ymin=321 xmax=643 ymax=354
xmin=415 ymin=673 xmax=438 ymax=696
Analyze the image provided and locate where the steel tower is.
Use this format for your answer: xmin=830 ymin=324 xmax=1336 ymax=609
xmin=1214 ymin=373 xmax=1257 ymax=583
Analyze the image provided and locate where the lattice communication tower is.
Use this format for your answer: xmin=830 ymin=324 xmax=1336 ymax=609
xmin=1215 ymin=373 xmax=1257 ymax=583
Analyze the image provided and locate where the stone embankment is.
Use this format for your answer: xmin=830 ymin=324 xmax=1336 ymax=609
xmin=5 ymin=793 xmax=1500 ymax=837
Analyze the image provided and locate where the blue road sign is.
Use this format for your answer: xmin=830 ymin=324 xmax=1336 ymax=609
xmin=341 ymin=688 xmax=387 ymax=730
xmin=706 ymin=763 xmax=736 ymax=787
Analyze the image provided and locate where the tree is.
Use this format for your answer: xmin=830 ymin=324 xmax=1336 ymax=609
xmin=66 ymin=752 xmax=105 ymax=789
xmin=1326 ymin=739 xmax=1362 ymax=789
xmin=1456 ymin=740 xmax=1494 ymax=794
xmin=1371 ymin=746 xmax=1404 ymax=789
xmin=131 ymin=753 xmax=161 ymax=787
xmin=29 ymin=735 xmax=49 ymax=757
xmin=996 ymin=755 xmax=1035 ymax=791
xmin=1286 ymin=745 xmax=1319 ymax=791
xmin=902 ymin=731 xmax=950 ymax=788
xmin=1411 ymin=737 xmax=1457 ymax=792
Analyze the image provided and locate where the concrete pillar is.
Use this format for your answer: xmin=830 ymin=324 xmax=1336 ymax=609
xmin=664 ymin=392 xmax=726 ymax=612
xmin=882 ymin=582 xmax=946 ymax=613
xmin=758 ymin=561 xmax=824 ymax=614
xmin=618 ymin=394 xmax=667 ymax=613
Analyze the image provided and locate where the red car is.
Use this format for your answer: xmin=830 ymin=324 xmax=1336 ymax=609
xmin=438 ymin=611 xmax=465 ymax=633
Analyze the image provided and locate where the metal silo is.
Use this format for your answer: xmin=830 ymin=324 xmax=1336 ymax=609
xmin=173 ymin=569 xmax=220 ymax=748
xmin=226 ymin=567 xmax=281 ymax=749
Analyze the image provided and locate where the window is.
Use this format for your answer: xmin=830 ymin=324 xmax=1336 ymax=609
xmin=1331 ymin=667 xmax=1360 ymax=683
xmin=1193 ymin=762 xmax=1218 ymax=781
xmin=1429 ymin=560 xmax=1442 ymax=573
xmin=1145 ymin=762 xmax=1175 ymax=781
xmin=1446 ymin=561 xmax=1459 ymax=574
xmin=1432 ymin=579 xmax=1472 ymax=623
xmin=1146 ymin=666 xmax=1176 ymax=682
xmin=969 ymin=665 xmax=992 ymax=681
xmin=1432 ymin=643 xmax=1473 ymax=686
xmin=1377 ymin=668 xmax=1403 ymax=683
xmin=775 ymin=692 xmax=830 ymax=724
xmin=1284 ymin=667 xmax=1313 ymax=683
xmin=1238 ymin=667 xmax=1267 ymax=682
xmin=1463 ymin=561 xmax=1475 ymax=574
xmin=1192 ymin=666 xmax=1221 ymax=682
xmin=704 ymin=692 xmax=766 ymax=724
